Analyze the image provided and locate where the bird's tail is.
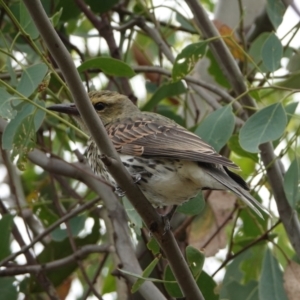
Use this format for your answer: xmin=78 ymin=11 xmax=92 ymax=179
xmin=202 ymin=165 xmax=267 ymax=218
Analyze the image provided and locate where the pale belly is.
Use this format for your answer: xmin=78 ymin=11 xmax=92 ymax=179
xmin=87 ymin=145 xmax=225 ymax=207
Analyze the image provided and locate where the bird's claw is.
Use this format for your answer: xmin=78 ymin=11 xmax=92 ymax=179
xmin=132 ymin=173 xmax=141 ymax=183
xmin=114 ymin=186 xmax=125 ymax=197
xmin=114 ymin=174 xmax=141 ymax=197
xmin=161 ymin=215 xmax=171 ymax=234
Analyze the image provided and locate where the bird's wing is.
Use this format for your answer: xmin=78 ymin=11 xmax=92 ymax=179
xmin=105 ymin=118 xmax=238 ymax=169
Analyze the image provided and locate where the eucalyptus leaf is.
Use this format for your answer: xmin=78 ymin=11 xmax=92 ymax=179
xmin=0 ymin=215 xmax=14 ymax=261
xmin=0 ymin=88 xmax=21 ymax=119
xmin=142 ymin=81 xmax=186 ymax=111
xmin=197 ymin=271 xmax=218 ymax=300
xmin=131 ymin=257 xmax=160 ymax=293
xmin=261 ymin=33 xmax=283 ymax=72
xmin=164 ymin=265 xmax=183 ymax=298
xmin=266 ymin=0 xmax=286 ymax=29
xmin=0 ymin=278 xmax=17 ymax=300
xmin=2 ymin=101 xmax=46 ymax=170
xmin=172 ymin=42 xmax=207 ymax=81
xmin=239 ymin=103 xmax=287 ymax=153
xmin=78 ymin=57 xmax=135 ymax=78
xmin=123 ymin=197 xmax=143 ymax=229
xmin=177 ymin=193 xmax=205 ymax=215
xmin=2 ymin=103 xmax=35 ymax=150
xmin=17 ymin=63 xmax=48 ymax=97
xmin=186 ymin=246 xmax=205 ymax=279
xmin=248 ymin=32 xmax=271 ymax=73
xmin=19 ymin=1 xmax=39 ymax=39
xmin=51 ymin=215 xmax=86 ymax=242
xmin=284 ymin=158 xmax=300 ymax=209
xmin=258 ymin=249 xmax=288 ymax=300
xmin=195 ymin=105 xmax=235 ymax=152
xmin=147 ymin=238 xmax=160 ymax=255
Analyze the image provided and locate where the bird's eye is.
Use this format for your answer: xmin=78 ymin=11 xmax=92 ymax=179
xmin=94 ymin=102 xmax=106 ymax=111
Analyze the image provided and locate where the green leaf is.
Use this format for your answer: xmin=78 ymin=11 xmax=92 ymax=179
xmin=0 ymin=278 xmax=18 ymax=300
xmin=6 ymin=57 xmax=17 ymax=87
xmin=172 ymin=42 xmax=207 ymax=81
xmin=258 ymin=249 xmax=288 ymax=300
xmin=19 ymin=1 xmax=39 ymax=39
xmin=284 ymin=158 xmax=300 ymax=209
xmin=102 ymin=260 xmax=116 ymax=294
xmin=123 ymin=197 xmax=143 ymax=230
xmin=33 ymin=99 xmax=46 ymax=130
xmin=195 ymin=105 xmax=235 ymax=152
xmin=142 ymin=81 xmax=186 ymax=111
xmin=55 ymin=0 xmax=81 ymax=21
xmin=0 ymin=88 xmax=20 ymax=119
xmin=239 ymin=103 xmax=287 ymax=153
xmin=50 ymin=7 xmax=63 ymax=27
xmin=51 ymin=215 xmax=86 ymax=242
xmin=227 ymin=280 xmax=258 ymax=300
xmin=261 ymin=33 xmax=283 ymax=72
xmin=177 ymin=192 xmax=205 ymax=215
xmin=147 ymin=238 xmax=160 ymax=255
xmin=197 ymin=271 xmax=218 ymax=300
xmin=220 ymin=249 xmax=251 ymax=298
xmin=0 ymin=215 xmax=14 ymax=261
xmin=17 ymin=63 xmax=48 ymax=97
xmin=175 ymin=12 xmax=196 ymax=33
xmin=86 ymin=0 xmax=119 ymax=13
xmin=77 ymin=57 xmax=135 ymax=78
xmin=240 ymin=246 xmax=266 ymax=283
xmin=33 ymin=203 xmax=59 ymax=227
xmin=2 ymin=100 xmax=45 ymax=170
xmin=11 ymin=115 xmax=37 ymax=169
xmin=131 ymin=257 xmax=160 ymax=293
xmin=2 ymin=103 xmax=34 ymax=150
xmin=285 ymin=102 xmax=298 ymax=124
xmin=266 ymin=0 xmax=286 ymax=29
xmin=186 ymin=246 xmax=205 ymax=279
xmin=248 ymin=33 xmax=271 ymax=73
xmin=164 ymin=265 xmax=183 ymax=298
xmin=228 ymin=134 xmax=259 ymax=162
xmin=207 ymin=50 xmax=230 ymax=88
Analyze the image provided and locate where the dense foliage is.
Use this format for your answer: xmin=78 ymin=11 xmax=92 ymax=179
xmin=0 ymin=0 xmax=300 ymax=299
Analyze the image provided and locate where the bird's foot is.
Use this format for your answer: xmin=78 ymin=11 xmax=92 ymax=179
xmin=131 ymin=173 xmax=141 ymax=183
xmin=114 ymin=186 xmax=125 ymax=197
xmin=161 ymin=215 xmax=171 ymax=233
xmin=160 ymin=206 xmax=177 ymax=234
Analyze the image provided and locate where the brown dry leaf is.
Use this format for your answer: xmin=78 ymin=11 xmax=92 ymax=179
xmin=284 ymin=261 xmax=300 ymax=300
xmin=188 ymin=191 xmax=236 ymax=256
xmin=213 ymin=20 xmax=245 ymax=61
xmin=131 ymin=43 xmax=161 ymax=83
xmin=56 ymin=276 xmax=72 ymax=300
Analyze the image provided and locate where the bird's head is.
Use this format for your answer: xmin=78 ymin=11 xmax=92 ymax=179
xmin=48 ymin=90 xmax=139 ymax=131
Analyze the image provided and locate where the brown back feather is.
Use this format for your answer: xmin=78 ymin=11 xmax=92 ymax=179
xmin=105 ymin=117 xmax=239 ymax=169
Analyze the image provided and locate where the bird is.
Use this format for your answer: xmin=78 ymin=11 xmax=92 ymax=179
xmin=48 ymin=90 xmax=265 ymax=218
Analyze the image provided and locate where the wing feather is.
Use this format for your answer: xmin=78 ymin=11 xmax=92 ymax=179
xmin=106 ymin=117 xmax=238 ymax=169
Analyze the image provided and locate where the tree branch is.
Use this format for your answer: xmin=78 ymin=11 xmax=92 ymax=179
xmin=0 ymin=245 xmax=110 ymax=277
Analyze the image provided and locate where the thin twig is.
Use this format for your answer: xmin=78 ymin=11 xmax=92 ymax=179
xmin=0 ymin=245 xmax=110 ymax=276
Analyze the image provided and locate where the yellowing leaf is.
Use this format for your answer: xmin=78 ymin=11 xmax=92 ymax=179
xmin=213 ymin=20 xmax=245 ymax=61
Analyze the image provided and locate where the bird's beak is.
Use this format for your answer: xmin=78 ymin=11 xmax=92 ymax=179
xmin=47 ymin=103 xmax=80 ymax=116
